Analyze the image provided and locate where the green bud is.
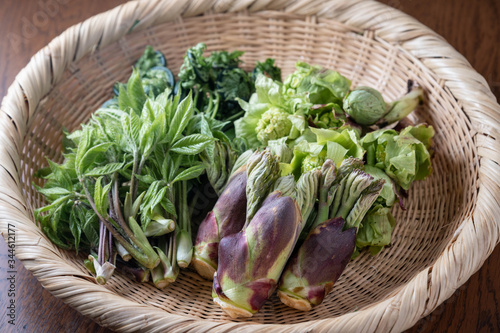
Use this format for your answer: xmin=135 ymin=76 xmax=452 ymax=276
xmin=313 ymin=160 xmax=337 ymax=227
xmin=255 ymin=107 xmax=292 ymax=145
xmin=335 ymin=169 xmax=374 ymax=219
xmin=343 ymin=87 xmax=387 ymax=125
xmin=245 ymin=150 xmax=280 ymax=225
xmin=296 ymin=169 xmax=321 ymax=226
xmin=345 ymin=179 xmax=385 ymax=229
xmin=273 ymin=175 xmax=296 ymax=198
xmin=301 ymin=155 xmax=324 ymax=173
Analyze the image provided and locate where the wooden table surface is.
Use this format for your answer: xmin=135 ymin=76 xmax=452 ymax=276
xmin=0 ymin=0 xmax=498 ymax=332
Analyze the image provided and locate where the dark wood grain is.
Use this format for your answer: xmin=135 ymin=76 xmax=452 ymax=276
xmin=0 ymin=0 xmax=498 ymax=332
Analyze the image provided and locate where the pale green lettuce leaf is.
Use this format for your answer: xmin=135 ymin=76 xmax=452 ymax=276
xmin=284 ymin=62 xmax=351 ymax=106
xmin=362 ymin=125 xmax=434 ymax=190
xmin=364 ymin=165 xmax=396 ymax=207
xmin=356 ymin=205 xmax=395 ymax=255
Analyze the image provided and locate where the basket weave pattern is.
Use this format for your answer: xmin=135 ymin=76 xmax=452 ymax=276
xmin=0 ymin=1 xmax=499 ymax=332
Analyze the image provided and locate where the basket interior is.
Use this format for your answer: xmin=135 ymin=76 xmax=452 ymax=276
xmin=23 ymin=12 xmax=479 ymax=324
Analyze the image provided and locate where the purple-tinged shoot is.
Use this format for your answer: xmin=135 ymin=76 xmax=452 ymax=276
xmin=192 ymin=166 xmax=247 ymax=279
xmin=212 ymin=191 xmax=302 ymax=318
xmin=278 ymin=217 xmax=356 ymax=311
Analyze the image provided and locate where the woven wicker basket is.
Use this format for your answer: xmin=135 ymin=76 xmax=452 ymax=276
xmin=1 ymin=0 xmax=499 ymax=331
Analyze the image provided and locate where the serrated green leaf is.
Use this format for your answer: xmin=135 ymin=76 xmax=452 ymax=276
xmin=166 ymin=90 xmax=181 ymax=127
xmin=94 ymin=177 xmax=112 ymax=217
xmin=135 ymin=174 xmax=156 ymax=185
xmin=153 ymin=92 xmax=168 ymax=116
xmin=36 ymin=187 xmax=71 ymax=200
xmin=81 ymin=209 xmax=99 ymax=248
xmin=148 ymin=107 xmax=167 ymax=141
xmin=161 ymin=196 xmax=176 ymax=217
xmin=140 ymin=113 xmax=163 ymax=157
xmin=151 ymin=186 xmax=167 ymax=212
xmin=69 ymin=208 xmax=81 ymax=253
xmin=141 ymin=99 xmax=156 ymax=123
xmin=35 ymin=195 xmax=70 ymax=214
xmin=140 ymin=181 xmax=162 ymax=210
xmin=94 ymin=177 xmax=104 ymax=214
xmin=200 ymin=116 xmax=215 ymax=161
xmin=170 ymin=134 xmax=213 ymax=155
xmin=139 ymin=125 xmax=155 ymax=155
xmin=126 ymin=69 xmax=147 ymax=115
xmin=34 ymin=166 xmax=51 ymax=179
xmin=75 ymin=128 xmax=92 ymax=173
xmin=200 ymin=116 xmax=213 ymax=138
xmin=168 ymin=155 xmax=181 ymax=182
xmin=85 ymin=162 xmax=124 ymax=177
xmin=121 ymin=110 xmax=142 ymax=149
xmin=212 ymin=130 xmax=231 ymax=145
xmin=166 ymin=91 xmax=194 ymax=143
xmin=118 ymin=84 xmax=133 ymax=111
xmin=51 ymin=204 xmax=64 ymax=233
xmin=45 ymin=159 xmax=73 ymax=190
xmin=172 ymin=164 xmax=205 ymax=183
xmin=76 ymin=142 xmax=113 ymax=175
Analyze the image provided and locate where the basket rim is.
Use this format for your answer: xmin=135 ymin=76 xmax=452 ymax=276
xmin=0 ymin=0 xmax=499 ymax=332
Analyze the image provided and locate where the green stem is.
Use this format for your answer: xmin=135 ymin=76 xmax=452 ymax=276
xmin=110 ymin=177 xmax=136 ymax=240
xmin=204 ymin=93 xmax=214 ymax=116
xmin=211 ymin=93 xmax=220 ymax=119
xmin=81 ymin=177 xmax=159 ymax=269
xmin=224 ymin=110 xmax=245 ymax=122
xmin=129 ymin=151 xmax=139 ymax=201
xmin=314 ymin=191 xmax=330 ymax=230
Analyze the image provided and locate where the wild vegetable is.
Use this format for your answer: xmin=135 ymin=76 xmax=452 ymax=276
xmin=36 ymin=69 xmax=213 ymax=284
xmin=178 ymin=43 xmax=281 ymax=124
xmin=362 ymin=124 xmax=434 ymax=190
xmin=212 ymin=150 xmax=321 ymax=318
xmin=35 ymin=44 xmax=435 ymax=312
xmin=278 ymin=218 xmax=356 ymax=311
xmin=277 ymin=158 xmax=383 ymax=311
xmin=192 ymin=165 xmax=248 ymax=279
xmin=344 ymin=84 xmax=424 ymax=126
xmin=111 ymin=46 xmax=174 ymax=103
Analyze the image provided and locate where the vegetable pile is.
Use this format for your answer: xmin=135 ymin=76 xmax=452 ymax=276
xmin=35 ymin=43 xmax=434 ymax=317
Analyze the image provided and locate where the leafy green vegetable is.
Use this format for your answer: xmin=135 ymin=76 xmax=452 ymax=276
xmin=36 ymin=69 xmax=213 ymax=284
xmin=343 ymin=87 xmax=387 ymax=125
xmin=235 ymin=75 xmax=293 ymax=147
xmin=135 ymin=45 xmax=167 ymax=73
xmin=362 ymin=124 xmax=434 ymax=190
xmin=355 ymin=205 xmax=396 ymax=256
xmin=113 ymin=46 xmax=173 ymax=100
xmin=177 ymin=43 xmax=252 ymax=121
xmin=343 ymin=85 xmax=425 ymax=127
xmin=284 ymin=61 xmax=351 ymax=106
xmin=36 ymin=43 xmax=436 ymax=297
xmin=252 ymin=58 xmax=282 ymax=82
